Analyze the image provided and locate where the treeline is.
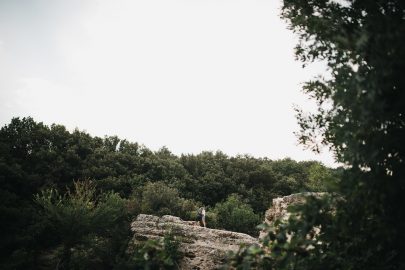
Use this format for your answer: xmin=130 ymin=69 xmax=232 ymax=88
xmin=0 ymin=117 xmax=339 ymax=269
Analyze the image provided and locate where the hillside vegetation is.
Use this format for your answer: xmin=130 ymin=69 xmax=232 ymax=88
xmin=0 ymin=117 xmax=338 ymax=269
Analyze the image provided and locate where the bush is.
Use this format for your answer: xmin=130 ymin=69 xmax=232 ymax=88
xmin=213 ymin=194 xmax=260 ymax=236
xmin=118 ymin=231 xmax=183 ymax=270
xmin=140 ymin=182 xmax=197 ymax=220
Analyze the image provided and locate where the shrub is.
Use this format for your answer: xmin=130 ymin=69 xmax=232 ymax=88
xmin=119 ymin=231 xmax=183 ymax=270
xmin=141 ymin=182 xmax=197 ymax=220
xmin=213 ymin=194 xmax=260 ymax=236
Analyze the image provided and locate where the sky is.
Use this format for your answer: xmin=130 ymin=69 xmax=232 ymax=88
xmin=0 ymin=0 xmax=337 ymax=167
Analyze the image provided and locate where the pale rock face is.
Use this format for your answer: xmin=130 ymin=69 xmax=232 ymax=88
xmin=130 ymin=214 xmax=258 ymax=270
xmin=260 ymin=192 xmax=325 ymax=239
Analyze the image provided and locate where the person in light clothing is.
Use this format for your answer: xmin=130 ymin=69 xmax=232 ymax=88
xmin=196 ymin=207 xmax=206 ymax=227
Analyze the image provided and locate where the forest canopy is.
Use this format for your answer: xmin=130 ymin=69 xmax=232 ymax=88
xmin=0 ymin=117 xmax=338 ymax=269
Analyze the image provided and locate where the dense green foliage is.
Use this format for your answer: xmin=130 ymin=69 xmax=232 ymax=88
xmin=35 ymin=180 xmax=132 ymax=269
xmin=117 ymin=231 xmax=183 ymax=270
xmin=0 ymin=117 xmax=337 ymax=268
xmin=227 ymin=0 xmax=405 ymax=269
xmin=140 ymin=181 xmax=197 ymax=220
xmin=212 ymin=194 xmax=260 ymax=236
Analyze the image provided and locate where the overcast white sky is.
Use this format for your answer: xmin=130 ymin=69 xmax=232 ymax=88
xmin=0 ymin=0 xmax=336 ymax=166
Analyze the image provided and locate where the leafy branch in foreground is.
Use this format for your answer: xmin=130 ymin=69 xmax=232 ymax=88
xmin=224 ymin=194 xmax=336 ymax=270
xmin=119 ymin=231 xmax=183 ymax=270
xmin=226 ymin=0 xmax=405 ymax=269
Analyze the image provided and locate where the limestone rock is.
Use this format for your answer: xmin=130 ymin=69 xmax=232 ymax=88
xmin=130 ymin=214 xmax=258 ymax=270
xmin=260 ymin=192 xmax=325 ymax=239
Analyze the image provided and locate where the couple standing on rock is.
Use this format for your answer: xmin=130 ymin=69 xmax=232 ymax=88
xmin=196 ymin=207 xmax=206 ymax=227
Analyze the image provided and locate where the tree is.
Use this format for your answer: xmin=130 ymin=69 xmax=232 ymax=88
xmin=305 ymin=161 xmax=336 ymax=192
xmin=228 ymin=1 xmax=405 ymax=269
xmin=0 ymin=117 xmax=54 ymax=268
xmin=282 ymin=0 xmax=405 ymax=268
xmin=35 ymin=180 xmax=131 ymax=269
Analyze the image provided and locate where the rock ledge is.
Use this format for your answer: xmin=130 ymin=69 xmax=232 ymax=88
xmin=130 ymin=214 xmax=258 ymax=270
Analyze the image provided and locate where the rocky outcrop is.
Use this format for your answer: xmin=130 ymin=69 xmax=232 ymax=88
xmin=130 ymin=214 xmax=258 ymax=270
xmin=129 ymin=193 xmax=324 ymax=269
xmin=260 ymin=192 xmax=325 ymax=239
